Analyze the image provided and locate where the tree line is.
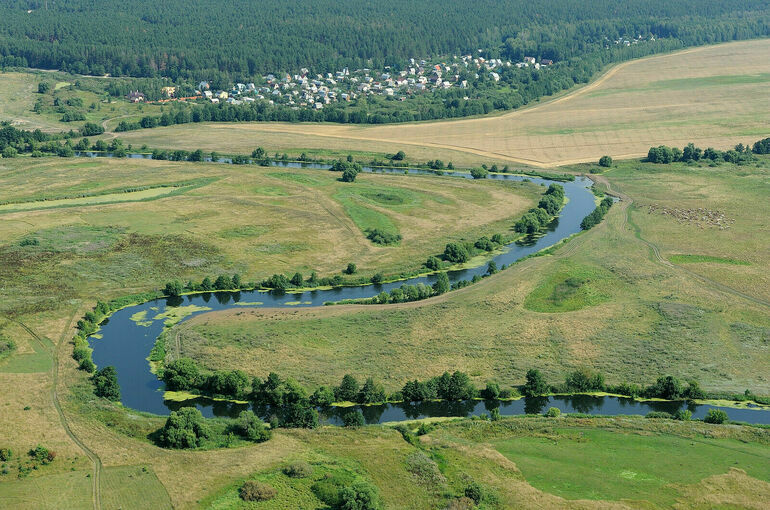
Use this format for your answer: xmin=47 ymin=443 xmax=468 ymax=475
xmin=580 ymin=196 xmax=614 ymax=230
xmin=646 ymin=139 xmax=770 ymax=165
xmin=514 ymin=183 xmax=565 ymax=234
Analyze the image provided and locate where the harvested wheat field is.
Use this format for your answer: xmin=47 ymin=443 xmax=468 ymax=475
xmin=116 ymin=39 xmax=770 ymax=167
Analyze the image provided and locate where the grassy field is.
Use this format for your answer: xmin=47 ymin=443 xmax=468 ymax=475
xmin=112 ymin=39 xmax=770 ymax=167
xmin=0 ymin=70 xmax=165 ymax=133
xmin=172 ymin=157 xmax=769 ymax=395
xmin=0 ymin=157 xmax=538 ymax=323
xmin=100 ymin=465 xmax=173 ymax=510
xmin=195 ymin=416 xmax=770 ymax=510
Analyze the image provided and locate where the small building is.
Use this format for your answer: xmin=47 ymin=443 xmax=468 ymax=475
xmin=126 ymin=90 xmax=145 ymax=103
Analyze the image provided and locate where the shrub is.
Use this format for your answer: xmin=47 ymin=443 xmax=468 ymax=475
xmin=366 ymin=228 xmax=401 ymax=245
xmin=545 ymin=407 xmax=561 ymax=417
xmin=464 ymin=482 xmax=483 ymax=504
xmin=405 ymin=451 xmax=447 ymax=487
xmin=345 ymin=263 xmax=357 ymax=274
xmin=674 ymin=409 xmax=692 ymax=421
xmin=490 ymin=408 xmax=501 ymax=421
xmin=425 ymin=256 xmax=442 ymax=270
xmin=335 ymin=374 xmax=360 ymax=402
xmin=564 ymin=368 xmax=605 ymax=393
xmin=522 ymin=369 xmax=548 ymax=397
xmin=470 ymin=167 xmax=488 ymax=179
xmin=443 ymin=242 xmax=469 ymax=263
xmin=598 ymin=155 xmax=613 ymax=167
xmin=92 ymin=366 xmax=121 ymax=401
xmin=704 ymin=409 xmax=728 ymax=424
xmin=481 ymin=381 xmax=500 ymax=400
xmin=283 ymin=462 xmax=313 ymax=478
xmin=158 ymin=408 xmax=210 ymax=448
xmin=340 ymin=481 xmax=382 ymax=510
xmin=239 ymin=480 xmax=276 ymax=502
xmin=446 ymin=497 xmax=476 ymax=510
xmin=645 ymin=411 xmax=673 ymax=419
xmin=234 ymin=410 xmax=271 ymax=443
xmin=0 ymin=448 xmax=12 ymax=461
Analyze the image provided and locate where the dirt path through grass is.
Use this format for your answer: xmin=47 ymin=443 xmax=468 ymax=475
xmin=45 ymin=309 xmax=104 ymax=510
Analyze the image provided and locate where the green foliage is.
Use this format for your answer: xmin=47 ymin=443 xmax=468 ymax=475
xmin=283 ymin=462 xmax=313 ymax=478
xmin=425 ymin=255 xmax=442 ymax=270
xmin=239 ymin=480 xmax=277 ymax=502
xmin=522 ymin=369 xmax=549 ymax=396
xmin=470 ymin=167 xmax=488 ymax=179
xmin=158 ymin=407 xmax=210 ymax=449
xmin=443 ymin=242 xmax=469 ymax=263
xmin=335 ymin=374 xmax=360 ymax=402
xmin=432 ymin=272 xmax=450 ymax=295
xmin=564 ymin=368 xmax=605 ymax=392
xmin=342 ymin=410 xmax=366 ymax=427
xmin=340 ymin=481 xmax=382 ymax=510
xmin=704 ymin=409 xmax=728 ymax=424
xmin=580 ymin=196 xmax=613 ymax=230
xmin=79 ymin=122 xmax=104 ymax=136
xmin=344 ymin=263 xmax=357 ymax=275
xmin=161 ymin=357 xmax=201 ymax=391
xmin=598 ymin=155 xmax=613 ymax=167
xmin=674 ymin=409 xmax=692 ymax=421
xmin=481 ymin=381 xmax=500 ymax=400
xmin=545 ymin=407 xmax=561 ymax=417
xmin=232 ymin=410 xmax=271 ymax=443
xmin=92 ymin=366 xmax=121 ymax=401
xmin=365 ymin=228 xmax=402 ymax=245
xmin=163 ymin=280 xmax=183 ymax=297
xmin=310 ymin=386 xmax=336 ymax=407
xmin=37 ymin=82 xmax=51 ymax=94
xmin=464 ymin=482 xmax=483 ymax=505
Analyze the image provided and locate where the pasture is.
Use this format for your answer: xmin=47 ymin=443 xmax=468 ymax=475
xmin=172 ymin=157 xmax=769 ymax=394
xmin=113 ymin=39 xmax=770 ymax=167
xmin=0 ymin=157 xmax=538 ymax=320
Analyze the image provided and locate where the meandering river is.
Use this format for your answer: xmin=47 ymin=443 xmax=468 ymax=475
xmin=86 ymin=161 xmax=770 ymax=424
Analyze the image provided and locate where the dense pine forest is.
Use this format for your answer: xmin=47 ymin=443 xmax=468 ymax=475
xmin=2 ymin=0 xmax=769 ymax=124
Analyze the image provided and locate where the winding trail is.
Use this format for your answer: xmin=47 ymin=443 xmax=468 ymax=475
xmin=54 ymin=309 xmax=104 ymax=510
xmin=16 ymin=311 xmax=104 ymax=510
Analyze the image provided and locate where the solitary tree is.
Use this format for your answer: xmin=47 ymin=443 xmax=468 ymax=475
xmin=598 ymin=155 xmax=613 ymax=167
xmin=92 ymin=366 xmax=120 ymax=401
xmin=522 ymin=369 xmax=548 ymax=396
xmin=432 ymin=272 xmax=450 ymax=295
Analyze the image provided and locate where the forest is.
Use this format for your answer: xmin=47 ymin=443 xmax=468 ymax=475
xmin=3 ymin=1 xmax=770 ymax=124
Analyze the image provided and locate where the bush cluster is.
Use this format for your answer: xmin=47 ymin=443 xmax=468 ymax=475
xmin=515 ymin=184 xmax=565 ymax=234
xmin=580 ymin=196 xmax=613 ymax=230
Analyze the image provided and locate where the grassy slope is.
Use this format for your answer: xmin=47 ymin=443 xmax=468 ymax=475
xmin=173 ymin=158 xmax=769 ymax=394
xmin=0 ymin=70 xmax=165 ymax=133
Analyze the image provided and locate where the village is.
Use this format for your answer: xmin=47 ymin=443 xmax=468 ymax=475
xmin=129 ymin=53 xmax=556 ymax=110
xmin=127 ymin=32 xmax=656 ymax=111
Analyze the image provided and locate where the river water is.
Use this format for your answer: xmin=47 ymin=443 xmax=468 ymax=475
xmin=84 ymin=157 xmax=770 ymax=424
